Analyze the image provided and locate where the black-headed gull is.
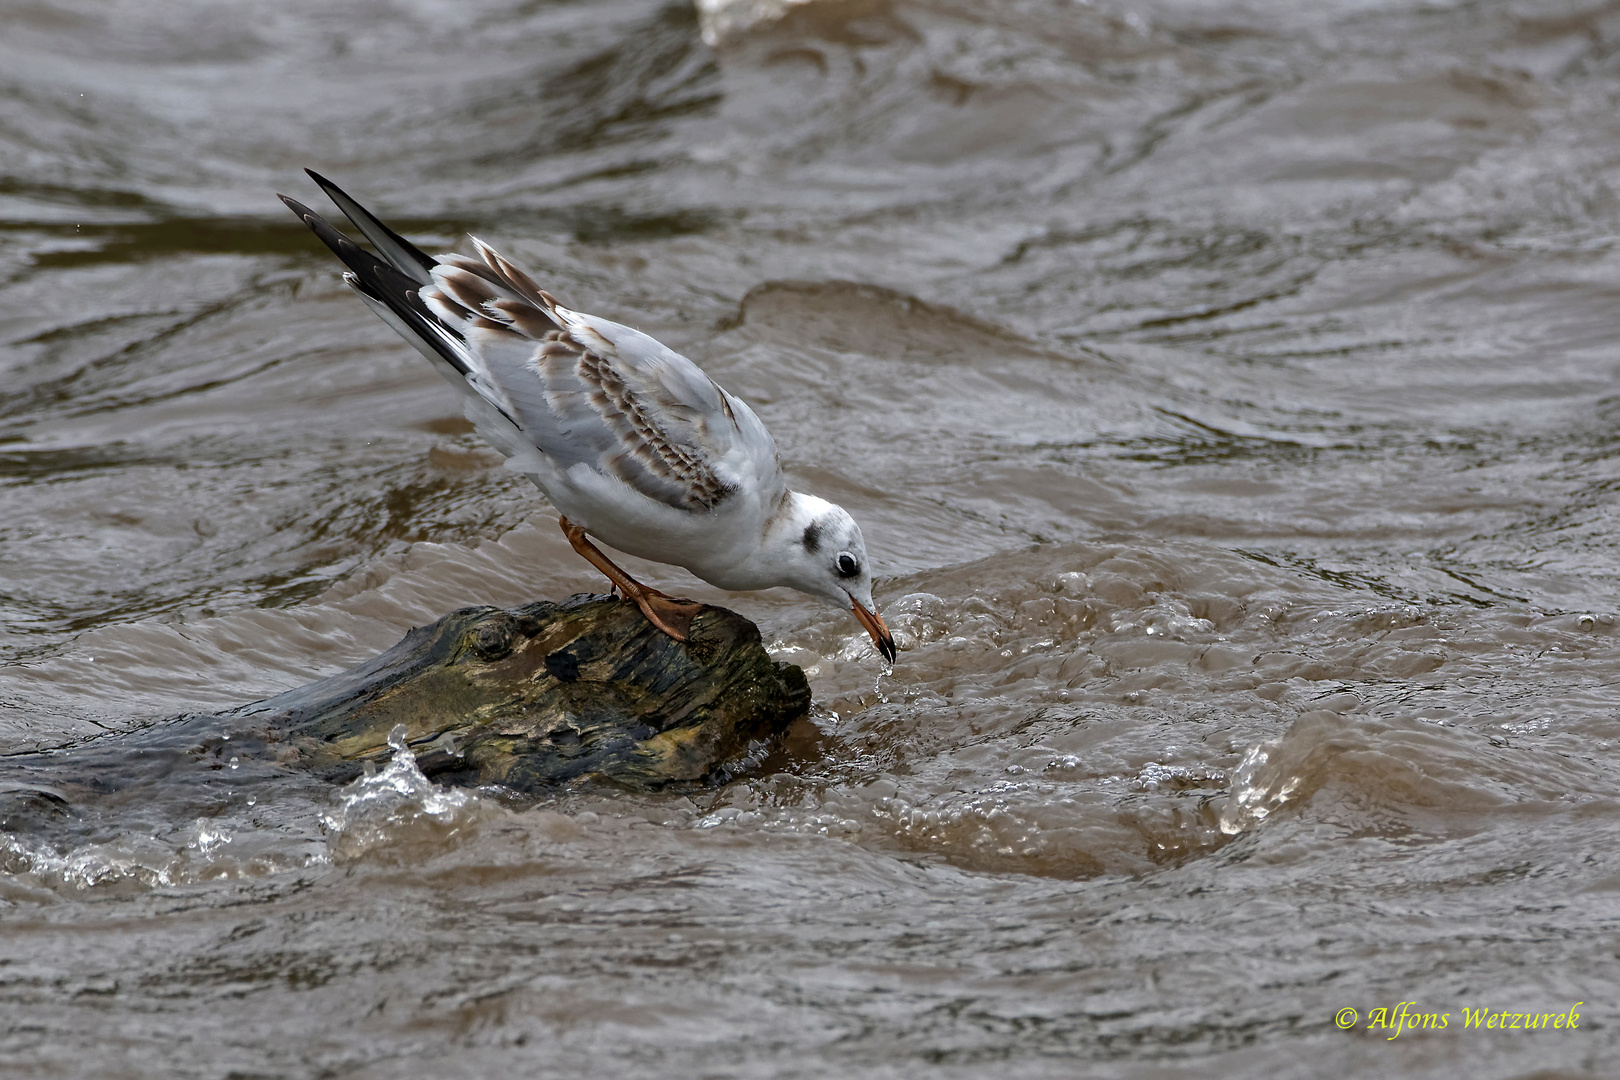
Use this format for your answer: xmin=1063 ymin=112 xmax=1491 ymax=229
xmin=280 ymin=172 xmax=895 ymax=663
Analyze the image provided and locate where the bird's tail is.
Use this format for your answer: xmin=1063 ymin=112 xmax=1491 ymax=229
xmin=278 ymin=171 xmax=472 ymax=383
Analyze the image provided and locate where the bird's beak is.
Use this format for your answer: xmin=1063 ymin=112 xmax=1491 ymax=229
xmin=850 ymin=598 xmax=897 ymax=664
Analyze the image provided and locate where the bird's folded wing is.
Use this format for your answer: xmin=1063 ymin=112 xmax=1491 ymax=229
xmin=425 ymin=243 xmax=784 ymax=514
xmin=282 ymin=173 xmax=785 ymax=517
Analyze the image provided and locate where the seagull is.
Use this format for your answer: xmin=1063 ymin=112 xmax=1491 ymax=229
xmin=280 ymin=172 xmax=895 ymax=663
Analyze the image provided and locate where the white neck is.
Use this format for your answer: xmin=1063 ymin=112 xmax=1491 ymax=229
xmin=689 ymin=489 xmax=829 ymax=595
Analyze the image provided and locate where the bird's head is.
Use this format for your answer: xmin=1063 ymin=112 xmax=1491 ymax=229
xmin=778 ymin=494 xmax=895 ymax=663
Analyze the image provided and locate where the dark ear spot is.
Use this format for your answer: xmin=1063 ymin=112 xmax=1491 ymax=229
xmin=802 ymin=520 xmax=823 ymax=553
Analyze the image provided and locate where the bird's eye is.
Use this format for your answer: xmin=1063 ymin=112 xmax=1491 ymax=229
xmin=836 ymin=553 xmax=859 ymax=578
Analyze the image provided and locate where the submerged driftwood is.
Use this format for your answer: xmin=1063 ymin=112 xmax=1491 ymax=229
xmin=0 ymin=597 xmax=810 ymax=826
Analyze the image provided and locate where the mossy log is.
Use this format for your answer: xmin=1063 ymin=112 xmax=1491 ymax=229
xmin=0 ymin=597 xmax=811 ymax=826
xmin=236 ymin=595 xmax=811 ymax=791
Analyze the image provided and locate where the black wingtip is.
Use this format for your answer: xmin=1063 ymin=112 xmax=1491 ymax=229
xmin=280 ymin=176 xmax=474 ymax=379
xmin=300 ymin=171 xmax=353 ymax=220
xmin=297 ymin=169 xmax=439 ymax=284
xmin=278 ymin=193 xmax=356 ymax=258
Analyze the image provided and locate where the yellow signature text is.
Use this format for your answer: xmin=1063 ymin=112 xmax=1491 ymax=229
xmin=1334 ymin=1001 xmax=1583 ymax=1040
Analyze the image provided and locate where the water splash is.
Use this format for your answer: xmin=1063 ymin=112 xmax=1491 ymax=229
xmin=0 ymin=815 xmax=315 ymax=893
xmin=322 ymin=725 xmax=496 ymax=864
xmin=694 ymin=0 xmax=816 ymax=45
xmin=1219 ymin=740 xmax=1298 ymax=835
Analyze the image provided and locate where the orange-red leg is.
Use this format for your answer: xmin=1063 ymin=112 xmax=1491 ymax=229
xmin=558 ymin=516 xmax=703 ymax=641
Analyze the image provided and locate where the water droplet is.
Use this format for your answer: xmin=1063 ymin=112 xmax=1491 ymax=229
xmin=228 ymin=757 xmax=239 ymax=770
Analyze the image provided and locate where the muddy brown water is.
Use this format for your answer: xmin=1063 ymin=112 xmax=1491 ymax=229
xmin=3 ymin=0 xmax=1619 ymax=1076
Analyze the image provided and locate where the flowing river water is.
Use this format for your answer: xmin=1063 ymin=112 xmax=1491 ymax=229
xmin=2 ymin=0 xmax=1618 ymax=1076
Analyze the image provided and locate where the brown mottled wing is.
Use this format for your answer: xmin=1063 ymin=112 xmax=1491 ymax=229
xmin=423 ymin=242 xmax=783 ymax=513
